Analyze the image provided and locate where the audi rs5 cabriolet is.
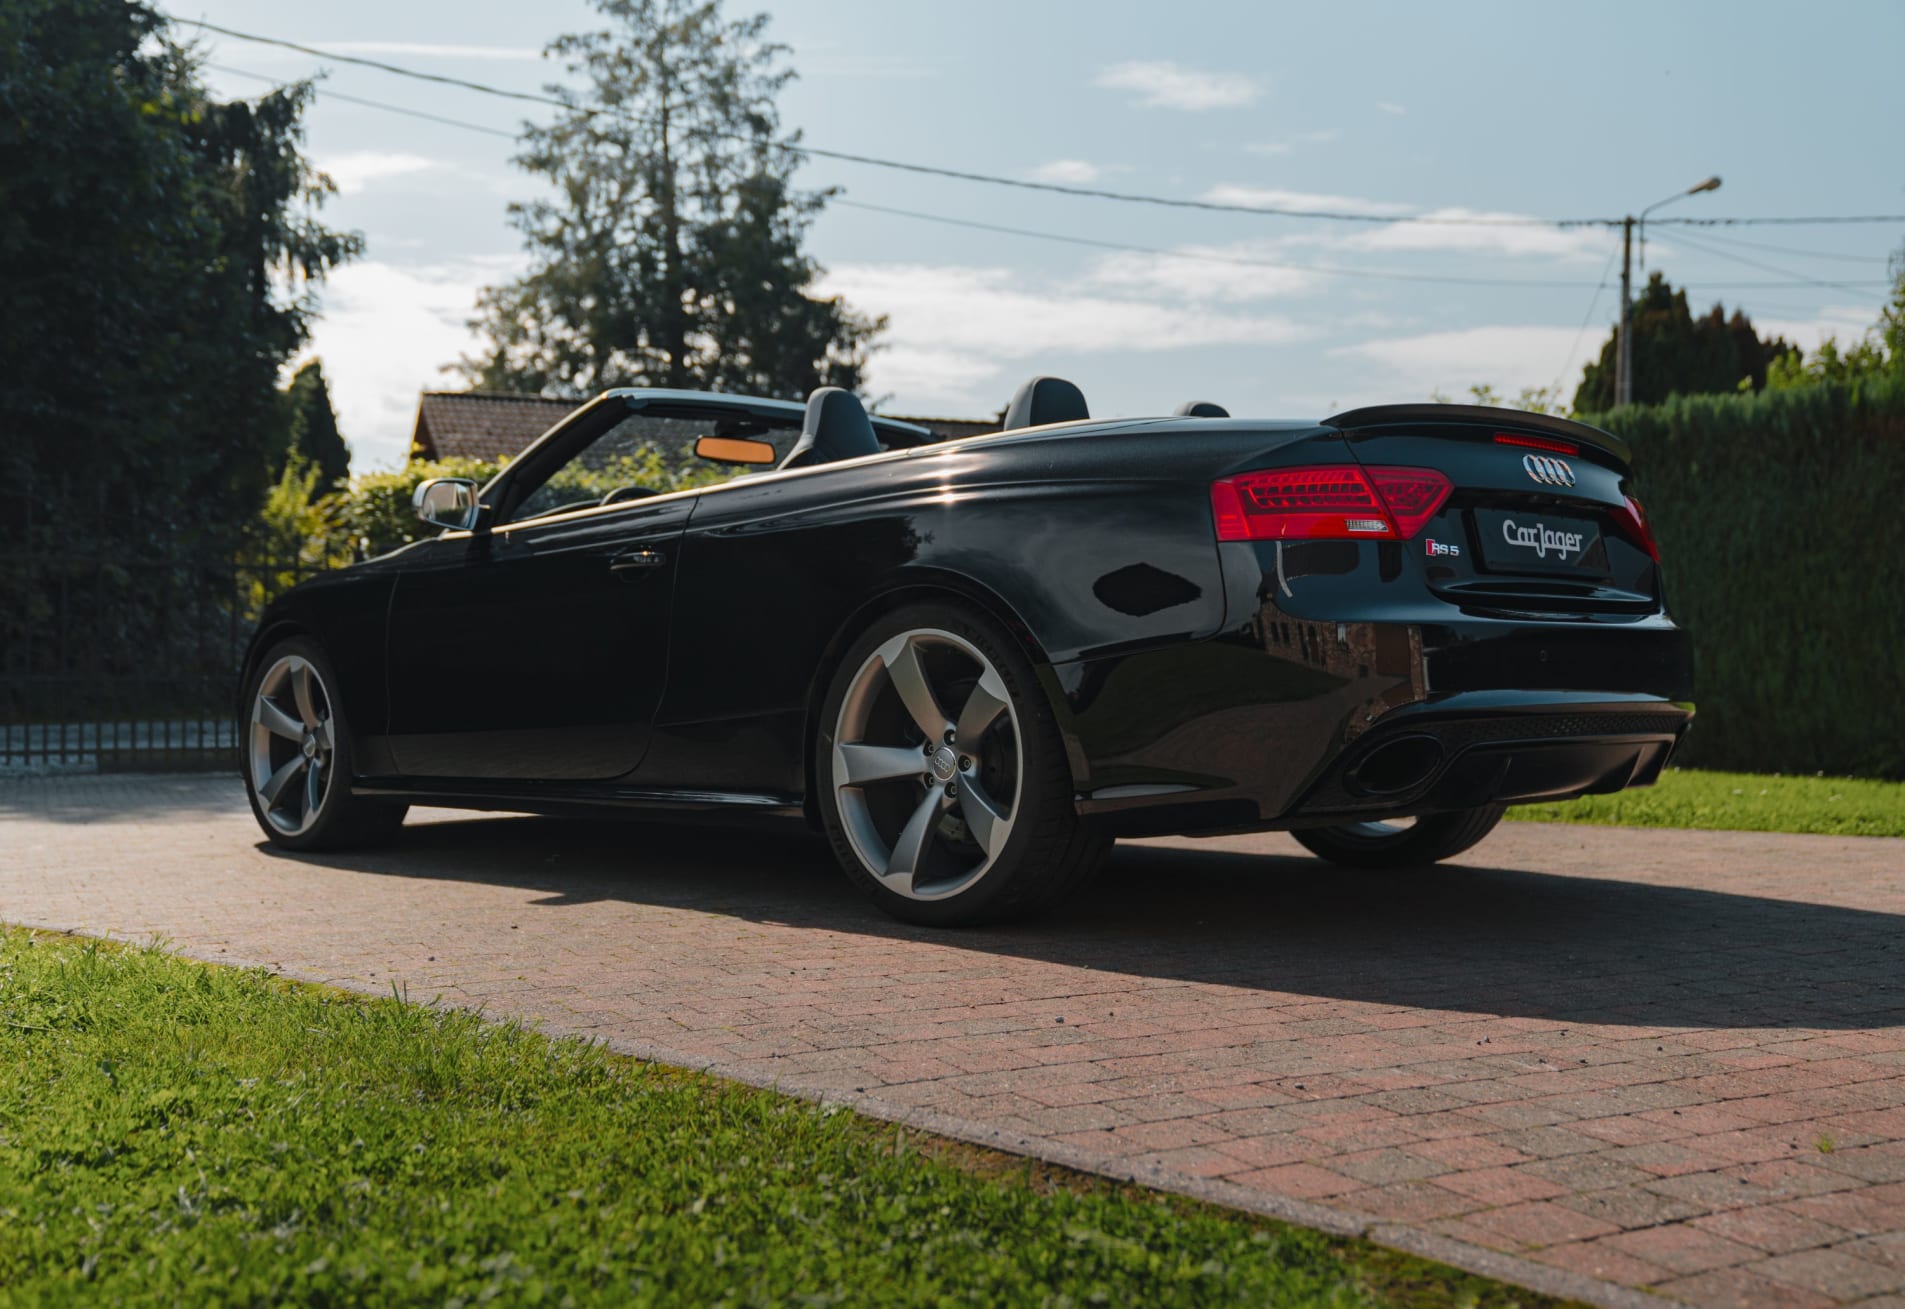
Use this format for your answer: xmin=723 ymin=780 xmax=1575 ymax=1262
xmin=240 ymin=376 xmax=1693 ymax=925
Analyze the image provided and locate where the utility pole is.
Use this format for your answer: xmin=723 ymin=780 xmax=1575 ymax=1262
xmin=1617 ymin=216 xmax=1634 ymax=407
xmin=1619 ymin=176 xmax=1722 ymax=409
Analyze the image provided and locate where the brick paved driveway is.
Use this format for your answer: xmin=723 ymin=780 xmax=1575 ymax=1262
xmin=4 ymin=776 xmax=1903 ymax=1308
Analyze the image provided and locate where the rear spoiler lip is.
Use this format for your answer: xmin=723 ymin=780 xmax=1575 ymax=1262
xmin=1322 ymin=403 xmax=1631 ymax=466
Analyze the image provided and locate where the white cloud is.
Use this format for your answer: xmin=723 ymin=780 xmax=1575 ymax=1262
xmin=1094 ymin=60 xmax=1262 ymax=111
xmin=319 ymin=151 xmax=440 ymax=196
xmin=1194 ymin=192 xmax=1612 ymax=261
xmin=1085 ymin=242 xmax=1322 ymax=302
xmin=1755 ymin=306 xmax=1878 ymax=354
xmin=323 ymin=41 xmax=544 ymax=60
xmin=1027 ymin=159 xmax=1103 ymax=185
xmin=1341 ymin=208 xmax=1614 ymax=260
xmin=306 ymin=256 xmax=526 ymax=470
xmin=817 ymin=262 xmax=1308 ymax=411
xmin=1333 ymin=325 xmax=1586 ymax=398
xmin=1201 ymin=185 xmax=1416 ymax=217
xmin=1375 ymin=101 xmax=1407 ymax=115
xmin=318 ymin=150 xmax=540 ymax=203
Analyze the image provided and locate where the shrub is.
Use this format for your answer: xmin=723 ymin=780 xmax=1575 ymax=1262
xmin=1580 ymin=374 xmax=1905 ymax=776
xmin=326 ymin=456 xmax=507 ymax=560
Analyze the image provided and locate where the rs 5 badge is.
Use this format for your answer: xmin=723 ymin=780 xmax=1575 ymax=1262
xmin=1425 ymin=539 xmax=1461 ymax=557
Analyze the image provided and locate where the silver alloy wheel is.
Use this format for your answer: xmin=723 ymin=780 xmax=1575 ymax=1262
xmin=832 ymin=628 xmax=1023 ymax=901
xmin=249 ymin=654 xmax=335 ymax=836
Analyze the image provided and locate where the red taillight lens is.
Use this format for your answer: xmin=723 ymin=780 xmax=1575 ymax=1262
xmin=1493 ymin=432 xmax=1579 ymax=456
xmin=1210 ymin=465 xmax=1450 ymax=542
xmin=1611 ymin=493 xmax=1661 ymax=562
xmin=1366 ymin=466 xmax=1452 ymax=539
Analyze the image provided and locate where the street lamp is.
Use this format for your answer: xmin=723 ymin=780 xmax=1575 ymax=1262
xmin=1616 ymin=175 xmax=1722 ymax=406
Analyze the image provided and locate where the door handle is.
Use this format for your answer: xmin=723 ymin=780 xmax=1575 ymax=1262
xmin=609 ymin=549 xmax=668 ymax=574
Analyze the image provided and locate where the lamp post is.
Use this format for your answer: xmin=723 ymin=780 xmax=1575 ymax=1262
xmin=1616 ymin=175 xmax=1722 ymax=406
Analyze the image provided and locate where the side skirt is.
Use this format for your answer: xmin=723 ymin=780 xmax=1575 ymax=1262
xmin=350 ymin=776 xmax=809 ymax=829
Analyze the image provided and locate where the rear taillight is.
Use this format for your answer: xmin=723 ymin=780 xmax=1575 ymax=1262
xmin=1610 ymin=493 xmax=1661 ymax=562
xmin=1211 ymin=465 xmax=1451 ymax=542
xmin=1366 ymin=467 xmax=1453 ymax=539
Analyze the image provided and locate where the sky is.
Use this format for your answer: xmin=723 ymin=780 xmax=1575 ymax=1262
xmin=176 ymin=0 xmax=1905 ymax=469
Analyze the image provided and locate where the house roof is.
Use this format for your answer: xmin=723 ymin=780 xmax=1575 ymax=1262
xmin=410 ymin=392 xmax=580 ymax=462
xmin=407 ymin=390 xmax=995 ymax=464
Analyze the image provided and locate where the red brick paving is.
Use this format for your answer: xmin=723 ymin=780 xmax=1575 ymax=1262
xmin=3 ymin=775 xmax=1903 ymax=1308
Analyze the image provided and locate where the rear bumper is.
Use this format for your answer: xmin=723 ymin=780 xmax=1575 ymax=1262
xmin=1046 ymin=607 xmax=1693 ymax=838
xmin=1276 ymin=697 xmax=1691 ymax=825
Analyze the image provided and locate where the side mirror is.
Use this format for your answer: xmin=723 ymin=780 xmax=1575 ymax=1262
xmin=413 ymin=477 xmax=480 ymax=530
xmin=694 ymin=434 xmax=778 ymax=466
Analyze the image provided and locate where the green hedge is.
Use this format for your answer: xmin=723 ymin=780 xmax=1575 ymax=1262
xmin=1578 ymin=374 xmax=1905 ymax=777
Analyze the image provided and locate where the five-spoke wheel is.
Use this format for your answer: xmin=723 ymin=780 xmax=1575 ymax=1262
xmin=241 ymin=637 xmax=406 ymax=850
xmin=249 ymin=654 xmax=335 ymax=836
xmin=832 ymin=628 xmax=1023 ymax=903
xmin=816 ymin=603 xmax=1108 ymax=925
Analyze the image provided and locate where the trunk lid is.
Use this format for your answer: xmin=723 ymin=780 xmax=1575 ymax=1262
xmin=1322 ymin=406 xmax=1659 ymax=615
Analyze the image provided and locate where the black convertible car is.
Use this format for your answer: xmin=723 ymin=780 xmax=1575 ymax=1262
xmin=240 ymin=377 xmax=1693 ymax=924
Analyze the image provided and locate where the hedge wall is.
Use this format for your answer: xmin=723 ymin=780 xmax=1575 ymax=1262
xmin=1578 ymin=375 xmax=1905 ymax=777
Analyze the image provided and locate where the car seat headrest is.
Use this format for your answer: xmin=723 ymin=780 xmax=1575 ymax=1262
xmin=781 ymin=387 xmax=881 ymax=470
xmin=1002 ymin=376 xmax=1089 ymax=431
xmin=1173 ymin=401 xmax=1230 ymax=418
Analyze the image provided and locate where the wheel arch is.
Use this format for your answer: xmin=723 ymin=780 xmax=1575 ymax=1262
xmin=235 ymin=618 xmax=312 ymax=718
xmin=798 ymin=571 xmax=1060 ymax=828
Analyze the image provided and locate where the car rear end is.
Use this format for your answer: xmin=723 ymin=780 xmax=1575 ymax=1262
xmin=1190 ymin=404 xmax=1692 ymax=831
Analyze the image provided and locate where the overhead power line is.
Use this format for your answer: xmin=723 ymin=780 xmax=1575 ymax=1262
xmin=205 ymin=62 xmax=518 ymax=137
xmin=1665 ymin=229 xmax=1896 ymax=266
xmin=180 ymin=18 xmax=1617 ymax=226
xmin=835 ymin=200 xmax=1886 ymax=293
xmin=831 ymin=200 xmax=1612 ymax=287
xmin=176 ymin=18 xmax=1905 ymax=233
xmin=1663 ymin=228 xmax=1885 ymax=293
xmin=1653 ymin=215 xmax=1905 ymax=228
xmin=1549 ymin=244 xmax=1622 ymax=398
xmin=203 ymin=57 xmax=1896 ymax=301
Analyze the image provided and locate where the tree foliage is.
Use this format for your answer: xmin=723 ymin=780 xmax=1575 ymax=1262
xmin=1573 ymin=273 xmax=1796 ymax=412
xmin=1432 ymin=384 xmax=1568 ymax=415
xmin=0 ymin=0 xmax=358 ymax=560
xmin=457 ymin=0 xmax=883 ymax=401
xmin=1766 ymin=242 xmax=1905 ymax=391
xmin=280 ymin=360 xmax=352 ymax=490
xmin=253 ymin=451 xmax=727 ymax=568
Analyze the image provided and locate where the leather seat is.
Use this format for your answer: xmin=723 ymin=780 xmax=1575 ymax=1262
xmin=1002 ymin=376 xmax=1088 ymax=430
xmin=1174 ymin=401 xmax=1229 ymax=418
xmin=780 ymin=387 xmax=882 ymax=471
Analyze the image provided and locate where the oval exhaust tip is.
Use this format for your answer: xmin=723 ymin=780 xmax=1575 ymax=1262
xmin=1346 ymin=735 xmax=1445 ymax=796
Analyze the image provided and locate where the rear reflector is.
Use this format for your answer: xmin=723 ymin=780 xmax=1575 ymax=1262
xmin=1610 ymin=493 xmax=1661 ymax=562
xmin=1493 ymin=432 xmax=1579 ymax=456
xmin=1211 ymin=465 xmax=1451 ymax=542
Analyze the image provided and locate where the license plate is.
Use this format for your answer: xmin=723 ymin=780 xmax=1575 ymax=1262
xmin=1472 ymin=509 xmax=1609 ymax=577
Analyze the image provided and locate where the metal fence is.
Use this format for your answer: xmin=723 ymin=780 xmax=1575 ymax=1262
xmin=1 ymin=554 xmax=323 ymax=774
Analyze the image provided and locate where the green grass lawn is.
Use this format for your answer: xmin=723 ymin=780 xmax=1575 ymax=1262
xmin=0 ymin=930 xmax=1560 ymax=1307
xmin=1507 ymin=767 xmax=1905 ymax=838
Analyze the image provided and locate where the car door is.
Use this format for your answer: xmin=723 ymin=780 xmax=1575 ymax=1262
xmin=384 ymin=492 xmax=693 ymax=781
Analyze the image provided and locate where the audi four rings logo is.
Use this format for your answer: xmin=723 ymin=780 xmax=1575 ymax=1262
xmin=1522 ymin=454 xmax=1576 ymax=487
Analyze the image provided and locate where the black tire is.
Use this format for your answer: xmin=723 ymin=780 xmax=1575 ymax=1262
xmin=1290 ymin=805 xmax=1505 ymax=869
xmin=814 ymin=600 xmax=1109 ymax=926
xmin=241 ymin=636 xmax=408 ymax=851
